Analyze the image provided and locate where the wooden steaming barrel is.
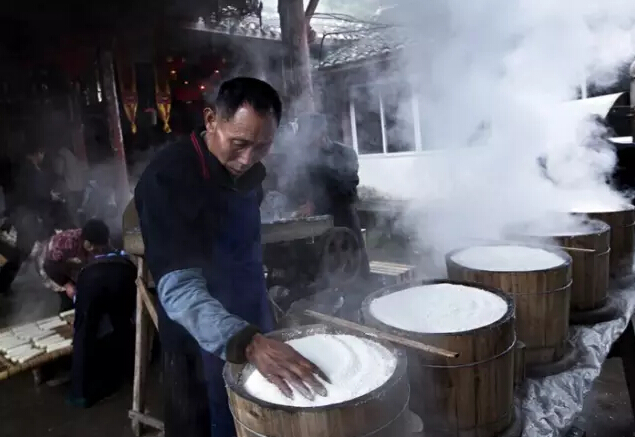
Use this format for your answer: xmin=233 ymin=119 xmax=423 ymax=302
xmin=361 ymin=279 xmax=518 ymax=437
xmin=447 ymin=244 xmax=571 ymax=366
xmin=510 ymin=220 xmax=610 ymax=313
xmin=223 ymin=324 xmax=409 ymax=437
xmin=571 ymin=205 xmax=635 ymax=278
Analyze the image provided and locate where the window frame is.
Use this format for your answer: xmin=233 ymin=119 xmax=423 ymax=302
xmin=349 ymin=81 xmax=423 ymax=156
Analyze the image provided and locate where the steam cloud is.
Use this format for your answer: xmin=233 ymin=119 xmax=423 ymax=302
xmin=354 ymin=0 xmax=635 ymax=273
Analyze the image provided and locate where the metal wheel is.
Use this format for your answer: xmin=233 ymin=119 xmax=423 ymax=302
xmin=319 ymin=227 xmax=362 ymax=286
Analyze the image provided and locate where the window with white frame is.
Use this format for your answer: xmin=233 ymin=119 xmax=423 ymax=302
xmin=350 ymin=82 xmax=421 ymax=155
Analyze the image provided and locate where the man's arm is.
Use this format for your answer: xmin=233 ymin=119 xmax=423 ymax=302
xmin=157 ymin=269 xmax=258 ymax=361
xmin=136 ymin=170 xmax=259 ymax=363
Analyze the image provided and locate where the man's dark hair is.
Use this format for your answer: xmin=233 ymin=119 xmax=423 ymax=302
xmin=81 ymin=219 xmax=110 ymax=246
xmin=213 ymin=77 xmax=282 ymax=125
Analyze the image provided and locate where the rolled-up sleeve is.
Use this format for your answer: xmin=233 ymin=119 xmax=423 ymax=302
xmin=157 ymin=268 xmax=251 ymax=360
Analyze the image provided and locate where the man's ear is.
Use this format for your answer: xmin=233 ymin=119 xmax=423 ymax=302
xmin=83 ymin=240 xmax=93 ymax=252
xmin=204 ymin=107 xmax=218 ymax=132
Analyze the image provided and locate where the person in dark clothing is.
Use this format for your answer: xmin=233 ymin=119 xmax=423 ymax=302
xmin=68 ymin=249 xmax=136 ymax=407
xmin=9 ymin=144 xmax=61 ymax=258
xmin=289 ymin=113 xmax=371 ymax=278
xmin=0 ymin=144 xmax=59 ymax=293
xmin=134 ymin=77 xmax=328 ymax=437
xmin=38 ymin=219 xmax=111 ymax=312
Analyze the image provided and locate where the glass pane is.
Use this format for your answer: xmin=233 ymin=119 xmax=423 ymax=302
xmin=382 ymin=82 xmax=415 ymax=153
xmin=352 ymin=86 xmax=383 ymax=154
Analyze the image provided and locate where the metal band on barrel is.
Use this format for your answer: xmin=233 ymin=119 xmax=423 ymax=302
xmin=421 ymin=334 xmax=517 ymax=369
xmin=509 ymin=280 xmax=572 ymax=296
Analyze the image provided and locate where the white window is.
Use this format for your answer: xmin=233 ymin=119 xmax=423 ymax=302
xmin=349 ymin=82 xmax=422 ymax=155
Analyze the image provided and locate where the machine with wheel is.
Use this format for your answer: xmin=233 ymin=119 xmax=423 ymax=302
xmin=263 ymin=218 xmax=363 ymax=319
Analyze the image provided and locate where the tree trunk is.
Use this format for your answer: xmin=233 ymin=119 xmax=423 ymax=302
xmin=278 ymin=0 xmax=315 ymax=117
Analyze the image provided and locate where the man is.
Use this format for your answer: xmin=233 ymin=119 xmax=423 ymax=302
xmin=289 ymin=113 xmax=371 ymax=278
xmin=37 ymin=219 xmax=111 ymax=312
xmin=135 ymin=77 xmax=327 ymax=437
xmin=69 ymin=248 xmax=136 ymax=408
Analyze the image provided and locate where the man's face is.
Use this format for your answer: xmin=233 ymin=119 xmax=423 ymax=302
xmin=204 ymin=104 xmax=277 ymax=177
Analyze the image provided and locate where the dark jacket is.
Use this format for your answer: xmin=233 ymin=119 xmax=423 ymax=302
xmin=9 ymin=159 xmax=53 ymax=214
xmin=286 ymin=140 xmax=360 ymax=215
xmin=134 ymin=132 xmax=270 ymax=359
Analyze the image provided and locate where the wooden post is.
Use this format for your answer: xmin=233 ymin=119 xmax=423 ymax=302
xmin=131 ymin=257 xmax=151 ymax=436
xmin=278 ymin=0 xmax=315 ymax=117
xmin=99 ymin=49 xmax=131 ymax=210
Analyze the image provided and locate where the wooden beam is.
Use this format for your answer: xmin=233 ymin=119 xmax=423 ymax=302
xmin=136 ymin=278 xmax=159 ymax=330
xmin=128 ymin=411 xmax=164 ymax=432
xmin=132 ymin=257 xmax=152 ymax=437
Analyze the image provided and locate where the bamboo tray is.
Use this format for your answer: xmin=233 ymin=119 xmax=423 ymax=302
xmin=0 ymin=312 xmax=75 ymax=381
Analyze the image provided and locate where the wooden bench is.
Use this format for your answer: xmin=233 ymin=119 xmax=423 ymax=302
xmin=369 ymin=260 xmax=417 ymax=286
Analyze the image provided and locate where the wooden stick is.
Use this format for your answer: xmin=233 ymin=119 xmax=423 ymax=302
xmin=304 ymin=310 xmax=459 ymax=358
xmin=469 ymin=237 xmax=595 ymax=253
xmin=136 ymin=278 xmax=159 ymax=330
xmin=128 ymin=411 xmax=164 ymax=432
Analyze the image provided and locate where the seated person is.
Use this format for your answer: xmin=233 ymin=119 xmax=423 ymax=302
xmin=37 ymin=219 xmax=111 ymax=312
xmin=68 ymin=248 xmax=136 ymax=407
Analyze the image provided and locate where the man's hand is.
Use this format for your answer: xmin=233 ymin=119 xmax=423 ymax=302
xmin=246 ymin=333 xmax=329 ymax=400
xmin=292 ymin=201 xmax=315 ymax=218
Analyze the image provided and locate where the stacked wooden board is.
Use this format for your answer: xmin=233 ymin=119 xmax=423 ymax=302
xmin=0 ymin=309 xmax=75 ymax=381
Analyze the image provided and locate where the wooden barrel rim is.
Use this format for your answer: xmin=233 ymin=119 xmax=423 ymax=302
xmin=446 ymin=244 xmax=572 ymax=275
xmin=514 ymin=218 xmax=610 ymax=239
xmin=228 ymin=389 xmax=410 ymax=437
xmin=223 ymin=324 xmax=408 ymax=413
xmin=360 ymin=279 xmax=515 ymax=340
xmin=506 ymin=279 xmax=572 ymax=296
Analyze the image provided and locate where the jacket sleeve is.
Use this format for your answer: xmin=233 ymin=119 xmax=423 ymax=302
xmin=135 ymin=170 xmax=260 ymax=363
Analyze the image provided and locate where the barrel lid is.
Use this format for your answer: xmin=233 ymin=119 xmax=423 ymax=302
xmin=508 ymin=218 xmax=610 ymax=238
